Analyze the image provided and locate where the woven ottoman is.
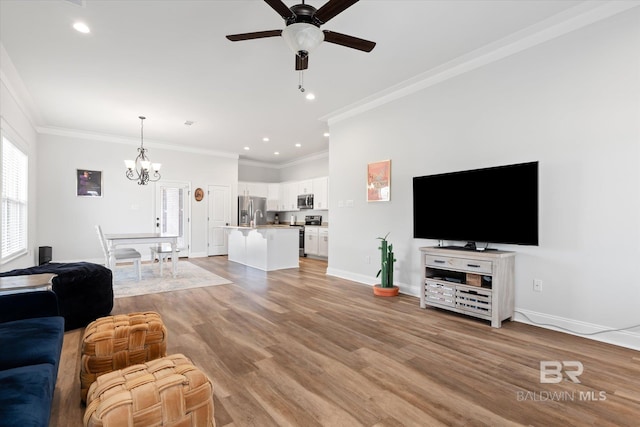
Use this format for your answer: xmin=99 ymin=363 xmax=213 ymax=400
xmin=80 ymin=311 xmax=167 ymax=402
xmin=83 ymin=354 xmax=215 ymax=427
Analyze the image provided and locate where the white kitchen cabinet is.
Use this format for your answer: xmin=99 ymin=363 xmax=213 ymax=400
xmin=305 ymin=226 xmax=328 ymax=257
xmin=298 ymin=180 xmax=313 ymax=195
xmin=238 ymin=181 xmax=249 ymax=196
xmin=318 ymin=228 xmax=328 ymax=257
xmin=283 ymin=182 xmax=299 ymax=211
xmin=267 ymin=183 xmax=280 ymax=211
xmin=239 ymin=181 xmax=268 ymax=198
xmin=312 ymin=177 xmax=328 ymax=210
xmin=278 ymin=183 xmax=286 ymax=211
xmin=304 ymin=226 xmax=319 ymax=255
xmin=239 ymin=176 xmax=329 ymax=212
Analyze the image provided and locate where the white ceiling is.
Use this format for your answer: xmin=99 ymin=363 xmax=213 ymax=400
xmin=0 ymin=0 xmax=589 ymax=165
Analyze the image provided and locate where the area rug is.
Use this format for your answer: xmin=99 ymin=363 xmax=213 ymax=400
xmin=112 ymin=261 xmax=232 ymax=298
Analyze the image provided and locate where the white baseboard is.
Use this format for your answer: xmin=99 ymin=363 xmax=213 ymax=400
xmin=325 ymin=267 xmax=420 ymax=297
xmin=188 ymin=252 xmax=209 ymax=258
xmin=513 ymin=309 xmax=640 ymax=351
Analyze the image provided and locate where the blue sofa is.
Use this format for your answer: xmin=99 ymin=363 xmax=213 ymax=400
xmin=0 ymin=291 xmax=65 ymax=427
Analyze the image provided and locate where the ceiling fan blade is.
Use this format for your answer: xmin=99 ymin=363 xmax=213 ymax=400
xmin=295 ymin=54 xmax=309 ymax=71
xmin=315 ymin=0 xmax=359 ymax=24
xmin=226 ymin=30 xmax=282 ymax=42
xmin=322 ymin=30 xmax=376 ymax=52
xmin=264 ymin=0 xmax=296 ymax=20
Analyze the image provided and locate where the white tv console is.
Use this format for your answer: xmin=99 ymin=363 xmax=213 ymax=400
xmin=419 ymin=246 xmax=515 ymax=328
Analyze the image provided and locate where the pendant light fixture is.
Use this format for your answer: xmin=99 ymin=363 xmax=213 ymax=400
xmin=124 ymin=116 xmax=161 ymax=185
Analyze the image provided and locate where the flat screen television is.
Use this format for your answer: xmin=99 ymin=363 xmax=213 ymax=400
xmin=413 ymin=161 xmax=538 ymax=247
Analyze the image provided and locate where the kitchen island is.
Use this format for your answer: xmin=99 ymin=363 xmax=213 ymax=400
xmin=224 ymin=225 xmax=300 ymax=271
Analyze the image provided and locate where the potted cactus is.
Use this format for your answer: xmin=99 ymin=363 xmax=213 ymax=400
xmin=374 ymin=233 xmax=399 ymax=296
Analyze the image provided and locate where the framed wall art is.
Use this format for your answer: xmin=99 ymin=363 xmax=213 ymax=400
xmin=367 ymin=160 xmax=391 ymax=202
xmin=76 ymin=169 xmax=102 ymax=197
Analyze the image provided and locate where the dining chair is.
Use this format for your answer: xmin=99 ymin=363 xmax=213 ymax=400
xmin=95 ymin=225 xmax=142 ymax=281
xmin=149 ymin=244 xmax=180 ymax=276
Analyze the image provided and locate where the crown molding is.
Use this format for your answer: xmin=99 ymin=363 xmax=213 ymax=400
xmin=239 ymin=150 xmax=329 ymax=169
xmin=322 ymin=1 xmax=640 ymax=126
xmin=37 ymin=125 xmax=239 ymax=159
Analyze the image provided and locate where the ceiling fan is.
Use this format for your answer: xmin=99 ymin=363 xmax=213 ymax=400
xmin=226 ymin=0 xmax=376 ymax=71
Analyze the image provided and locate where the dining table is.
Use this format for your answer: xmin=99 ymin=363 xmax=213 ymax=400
xmin=103 ymin=233 xmax=179 ymax=278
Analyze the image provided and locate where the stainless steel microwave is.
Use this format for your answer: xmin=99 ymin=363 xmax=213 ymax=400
xmin=297 ymin=194 xmax=314 ymax=209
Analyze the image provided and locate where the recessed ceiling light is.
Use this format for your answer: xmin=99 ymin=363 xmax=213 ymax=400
xmin=274 ymin=151 xmax=280 ymax=155
xmin=323 ymin=132 xmax=330 ymax=137
xmin=73 ymin=22 xmax=90 ymax=34
xmin=305 ymin=93 xmax=316 ymax=101
xmin=295 ymin=143 xmax=301 ymax=148
xmin=244 ymin=146 xmax=250 ymax=151
xmin=263 ymin=137 xmax=269 ymax=142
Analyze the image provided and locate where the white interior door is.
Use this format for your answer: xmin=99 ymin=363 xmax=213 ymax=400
xmin=155 ymin=181 xmax=190 ymax=255
xmin=208 ymin=185 xmax=230 ymax=256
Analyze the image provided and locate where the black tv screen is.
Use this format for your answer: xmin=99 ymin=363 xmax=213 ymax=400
xmin=413 ymin=161 xmax=538 ymax=246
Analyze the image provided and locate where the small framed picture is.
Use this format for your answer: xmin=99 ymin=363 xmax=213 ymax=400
xmin=367 ymin=160 xmax=391 ymax=202
xmin=76 ymin=169 xmax=102 ymax=197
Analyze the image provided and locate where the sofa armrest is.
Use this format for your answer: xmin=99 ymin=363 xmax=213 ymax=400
xmin=0 ymin=290 xmax=60 ymax=323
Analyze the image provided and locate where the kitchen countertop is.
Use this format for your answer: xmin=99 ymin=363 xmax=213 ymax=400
xmin=224 ymin=224 xmax=328 ymax=229
xmin=223 ymin=225 xmax=302 ymax=229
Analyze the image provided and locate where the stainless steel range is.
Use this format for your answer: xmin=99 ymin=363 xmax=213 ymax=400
xmin=305 ymin=215 xmax=322 ymax=226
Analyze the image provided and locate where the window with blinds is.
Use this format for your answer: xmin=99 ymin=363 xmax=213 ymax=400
xmin=1 ymin=136 xmax=28 ymax=262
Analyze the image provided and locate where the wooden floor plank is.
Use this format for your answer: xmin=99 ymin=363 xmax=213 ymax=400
xmin=50 ymin=256 xmax=640 ymax=426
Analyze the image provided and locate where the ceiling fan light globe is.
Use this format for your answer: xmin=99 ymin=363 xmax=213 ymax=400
xmin=282 ymin=23 xmax=324 ymax=55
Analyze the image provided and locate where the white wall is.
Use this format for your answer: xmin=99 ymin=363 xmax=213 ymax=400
xmin=0 ymin=45 xmax=39 ymax=270
xmin=327 ymin=9 xmax=640 ymax=349
xmin=238 ymin=152 xmax=329 ymax=183
xmin=278 ymin=153 xmax=328 ymax=182
xmin=36 ymin=133 xmax=238 ymax=262
xmin=238 ymin=162 xmax=280 ymax=182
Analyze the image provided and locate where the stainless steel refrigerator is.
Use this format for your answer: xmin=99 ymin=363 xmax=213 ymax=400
xmin=238 ymin=195 xmax=267 ymax=226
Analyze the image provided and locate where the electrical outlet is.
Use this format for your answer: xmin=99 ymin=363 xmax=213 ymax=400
xmin=533 ymin=279 xmax=543 ymax=292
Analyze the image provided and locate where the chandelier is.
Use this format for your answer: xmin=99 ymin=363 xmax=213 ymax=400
xmin=124 ymin=116 xmax=161 ymax=185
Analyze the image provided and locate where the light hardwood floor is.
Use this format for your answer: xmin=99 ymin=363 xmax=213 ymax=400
xmin=51 ymin=257 xmax=640 ymax=426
